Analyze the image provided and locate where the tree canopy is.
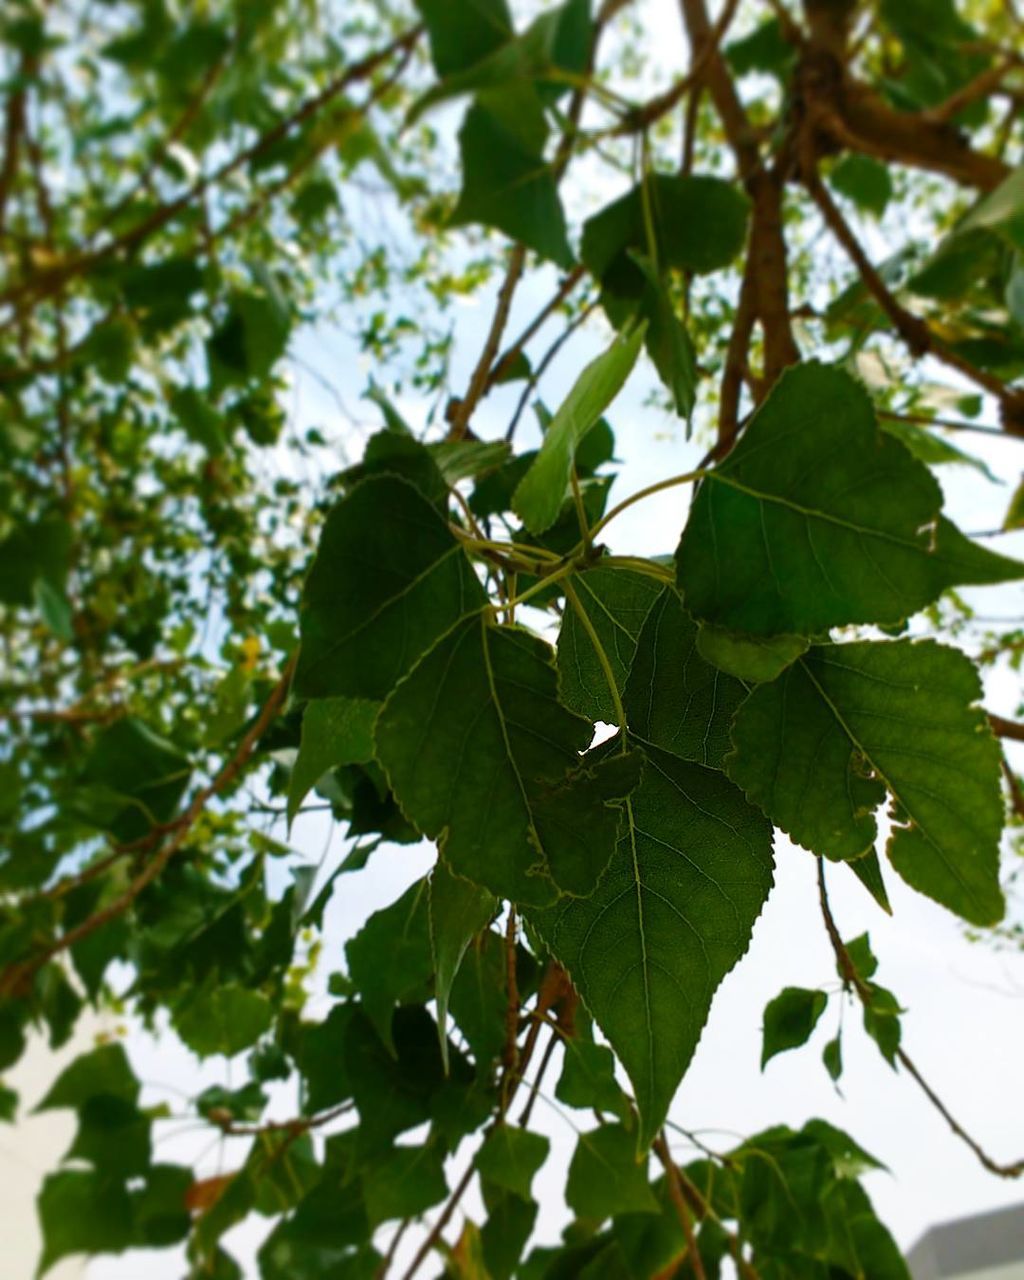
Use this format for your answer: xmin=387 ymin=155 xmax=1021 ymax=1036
xmin=2 ymin=0 xmax=1024 ymax=1276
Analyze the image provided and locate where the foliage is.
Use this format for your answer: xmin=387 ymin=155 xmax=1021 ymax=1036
xmin=2 ymin=0 xmax=1024 ymax=1275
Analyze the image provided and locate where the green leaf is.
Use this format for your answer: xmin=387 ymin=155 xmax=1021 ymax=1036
xmin=207 ymin=290 xmax=291 ymax=388
xmin=623 ymin=588 xmax=746 ymax=769
xmin=288 ymin=697 xmax=378 ymax=826
xmin=362 ymin=1142 xmax=448 ymax=1227
xmin=566 ymin=1124 xmax=659 ymax=1221
xmin=376 ymin=615 xmax=641 ymax=903
xmin=513 ymin=328 xmax=644 ymax=535
xmin=37 ymin=1169 xmax=134 ymax=1276
xmin=346 ymin=879 xmax=433 ymax=1053
xmin=761 ymin=988 xmax=828 ymax=1068
xmin=430 ymin=438 xmax=511 ymax=485
xmin=475 ymin=1124 xmax=550 ymax=1200
xmin=555 ymin=1039 xmax=630 ymax=1122
xmin=581 ymin=174 xmax=749 ymax=281
xmin=448 ymin=929 xmax=507 ymax=1072
xmin=174 ymin=981 xmax=274 ymax=1058
xmin=430 ymin=862 xmax=497 ymax=1071
xmin=450 ymin=91 xmax=573 ymax=267
xmin=295 ymin=475 xmax=485 ymax=701
xmin=0 ymin=517 xmax=70 ymax=607
xmin=828 ymin=155 xmax=893 ymax=218
xmin=341 ymin=430 xmax=450 ymax=510
xmin=696 ymin=625 xmax=809 ymax=683
xmin=958 ymin=163 xmax=1024 ymax=250
xmin=415 ymin=0 xmax=513 ymax=77
xmin=823 ymin=1036 xmax=843 ymax=1082
xmin=677 ymin=363 xmax=1024 ymax=635
xmin=727 ymin=640 xmax=1005 ymax=925
xmin=530 ymin=741 xmax=774 ymax=1147
xmin=879 ymin=416 xmax=1000 ymax=483
xmin=481 ymin=1183 xmax=538 ymax=1279
xmin=725 ymin=19 xmax=794 ymax=78
xmin=557 ymin=566 xmax=663 ymax=724
xmin=38 ymin=1042 xmax=138 ymax=1111
xmin=620 ymin=253 xmax=698 ymax=420
xmin=76 ymin=717 xmax=191 ymax=844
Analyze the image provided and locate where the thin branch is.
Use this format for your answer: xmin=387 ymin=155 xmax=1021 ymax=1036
xmin=803 ymin=162 xmax=1024 ymax=427
xmin=989 ymin=712 xmax=1024 ymax=742
xmin=923 ymin=56 xmax=1019 ymax=124
xmin=0 ymin=658 xmax=295 ymax=997
xmin=0 ymin=27 xmax=422 ymax=321
xmin=504 ymin=299 xmax=598 ymax=442
xmin=486 ymin=265 xmax=585 ymax=391
xmin=517 ymin=1025 xmax=559 ymax=1128
xmin=0 ymin=52 xmax=35 ymax=237
xmin=816 ymin=859 xmax=1024 ymax=1179
xmin=446 ymin=244 xmax=527 ymax=441
xmin=654 ymin=1133 xmax=708 ymax=1280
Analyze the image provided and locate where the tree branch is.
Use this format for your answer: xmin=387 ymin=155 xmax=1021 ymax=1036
xmin=0 ymin=27 xmax=422 ymax=322
xmin=0 ymin=657 xmax=295 ymax=998
xmin=817 ymin=859 xmax=1024 ymax=1179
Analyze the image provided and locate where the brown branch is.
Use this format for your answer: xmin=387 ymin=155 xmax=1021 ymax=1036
xmin=717 ymin=254 xmax=759 ymax=454
xmin=654 ymin=1133 xmax=707 ymax=1280
xmin=809 ymin=82 xmax=1009 ymax=192
xmin=923 ymin=57 xmax=1018 ymax=125
xmin=614 ymin=0 xmax=741 ymax=136
xmin=989 ymin=712 xmax=1024 ymax=742
xmin=803 ymin=162 xmax=1024 ymax=426
xmin=486 ymin=265 xmax=585 ymax=391
xmin=817 ymin=859 xmax=1024 ymax=1179
xmin=504 ymin=298 xmax=598 ymax=442
xmin=0 ymin=27 xmax=422 ymax=322
xmin=0 ymin=53 xmax=35 ymax=237
xmin=93 ymin=53 xmax=228 ymax=239
xmin=0 ymin=658 xmax=295 ymax=998
xmin=517 ymin=1024 xmax=559 ymax=1128
xmin=446 ymin=244 xmax=527 ymax=442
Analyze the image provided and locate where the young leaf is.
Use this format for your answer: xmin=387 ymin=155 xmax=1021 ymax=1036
xmin=556 ymin=566 xmax=663 ymax=724
xmin=294 ymin=475 xmax=485 ymax=701
xmin=623 ymin=587 xmax=746 ymax=769
xmin=475 ymin=1124 xmax=550 ymax=1200
xmin=761 ymin=988 xmax=828 ymax=1068
xmin=376 ymin=615 xmax=641 ymax=904
xmin=430 ymin=862 xmax=497 ymax=1071
xmin=727 ymin=640 xmax=1005 ymax=925
xmin=566 ymin=1124 xmax=659 ymax=1221
xmin=530 ymin=742 xmax=774 ymax=1148
xmin=287 ymin=697 xmax=378 ymax=826
xmin=513 ymin=328 xmax=645 ymax=535
xmin=677 ymin=362 xmax=1024 ymax=635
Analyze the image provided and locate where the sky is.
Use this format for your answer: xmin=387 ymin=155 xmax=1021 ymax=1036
xmin=3 ymin=1 xmax=1024 ymax=1276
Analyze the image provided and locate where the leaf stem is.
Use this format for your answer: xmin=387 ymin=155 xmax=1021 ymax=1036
xmin=588 ymin=468 xmax=707 ymax=542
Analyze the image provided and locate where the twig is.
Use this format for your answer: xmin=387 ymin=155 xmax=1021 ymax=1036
xmin=517 ymin=1025 xmax=559 ymax=1128
xmin=816 ymin=859 xmax=1024 ymax=1179
xmin=0 ymin=658 xmax=295 ymax=997
xmin=990 ymin=712 xmax=1024 ymax=742
xmin=654 ymin=1133 xmax=708 ymax=1280
xmin=0 ymin=28 xmax=422 ymax=321
xmin=446 ymin=245 xmax=527 ymax=441
xmin=803 ymin=162 xmax=1024 ymax=426
xmin=486 ymin=265 xmax=585 ymax=391
xmin=504 ymin=299 xmax=598 ymax=442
